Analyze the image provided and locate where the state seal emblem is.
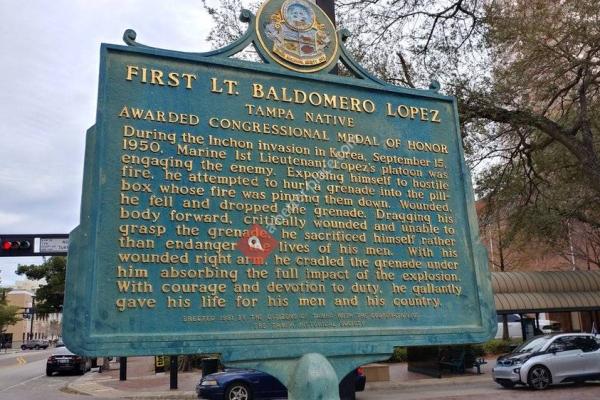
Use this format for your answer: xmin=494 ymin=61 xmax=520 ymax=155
xmin=256 ymin=0 xmax=338 ymax=73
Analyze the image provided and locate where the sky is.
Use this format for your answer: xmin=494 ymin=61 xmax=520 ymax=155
xmin=0 ymin=0 xmax=221 ymax=285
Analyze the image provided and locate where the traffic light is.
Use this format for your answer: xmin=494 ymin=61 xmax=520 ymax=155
xmin=0 ymin=236 xmax=35 ymax=257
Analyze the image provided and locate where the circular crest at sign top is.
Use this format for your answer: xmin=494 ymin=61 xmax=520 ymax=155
xmin=256 ymin=0 xmax=338 ymax=73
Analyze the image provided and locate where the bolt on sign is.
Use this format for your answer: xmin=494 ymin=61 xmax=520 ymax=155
xmin=64 ymin=0 xmax=495 ymax=395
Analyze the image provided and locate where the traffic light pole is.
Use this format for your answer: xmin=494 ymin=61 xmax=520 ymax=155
xmin=29 ymin=296 xmax=35 ymax=340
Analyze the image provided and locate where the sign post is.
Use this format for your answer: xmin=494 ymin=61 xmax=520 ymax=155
xmin=64 ymin=1 xmax=496 ymax=398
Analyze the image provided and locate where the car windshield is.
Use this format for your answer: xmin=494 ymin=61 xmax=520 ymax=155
xmin=512 ymin=336 xmax=551 ymax=354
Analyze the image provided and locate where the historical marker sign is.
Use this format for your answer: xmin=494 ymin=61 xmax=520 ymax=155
xmin=64 ymin=0 xmax=495 ymax=364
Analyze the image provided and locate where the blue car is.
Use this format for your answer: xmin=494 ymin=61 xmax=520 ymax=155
xmin=197 ymin=367 xmax=366 ymax=400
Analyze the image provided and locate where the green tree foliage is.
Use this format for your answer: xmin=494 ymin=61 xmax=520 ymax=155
xmin=0 ymin=286 xmax=20 ymax=337
xmin=202 ymin=0 xmax=600 ymax=249
xmin=16 ymin=257 xmax=66 ymax=314
xmin=471 ymin=0 xmax=600 ymax=227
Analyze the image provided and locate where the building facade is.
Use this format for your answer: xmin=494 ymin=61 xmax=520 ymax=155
xmin=3 ymin=290 xmax=62 ymax=349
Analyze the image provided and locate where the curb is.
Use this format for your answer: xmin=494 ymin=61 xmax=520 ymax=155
xmin=66 ymin=373 xmax=122 ymax=398
xmin=66 ymin=373 xmax=197 ymax=399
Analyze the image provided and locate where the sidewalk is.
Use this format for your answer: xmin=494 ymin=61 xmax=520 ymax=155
xmin=67 ymin=357 xmax=198 ymax=399
xmin=66 ymin=356 xmax=495 ymax=399
xmin=0 ymin=347 xmax=52 ymax=359
xmin=0 ymin=348 xmax=22 ymax=357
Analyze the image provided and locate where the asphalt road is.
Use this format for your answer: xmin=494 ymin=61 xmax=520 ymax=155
xmin=0 ymin=349 xmax=599 ymax=399
xmin=358 ymin=379 xmax=600 ymax=400
xmin=0 ymin=349 xmax=110 ymax=400
xmin=0 ymin=348 xmax=52 ymax=392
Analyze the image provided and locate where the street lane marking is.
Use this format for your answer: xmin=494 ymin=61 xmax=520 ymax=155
xmin=16 ymin=356 xmax=27 ymax=365
xmin=0 ymin=373 xmax=44 ymax=392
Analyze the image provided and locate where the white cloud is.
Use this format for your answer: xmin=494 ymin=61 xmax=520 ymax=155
xmin=0 ymin=0 xmax=221 ymax=285
xmin=0 ymin=212 xmax=25 ymax=227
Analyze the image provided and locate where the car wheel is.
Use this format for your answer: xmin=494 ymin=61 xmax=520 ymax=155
xmin=21 ymin=345 xmax=27 ymax=350
xmin=528 ymin=365 xmax=552 ymax=390
xmin=498 ymin=381 xmax=515 ymax=388
xmin=46 ymin=369 xmax=53 ymax=377
xmin=225 ymin=383 xmax=252 ymax=400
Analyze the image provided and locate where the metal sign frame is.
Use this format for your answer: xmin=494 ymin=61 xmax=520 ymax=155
xmin=64 ymin=2 xmax=496 ymax=381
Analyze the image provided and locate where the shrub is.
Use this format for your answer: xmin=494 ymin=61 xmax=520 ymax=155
xmin=468 ymin=344 xmax=485 ymax=357
xmin=481 ymin=339 xmax=519 ymax=355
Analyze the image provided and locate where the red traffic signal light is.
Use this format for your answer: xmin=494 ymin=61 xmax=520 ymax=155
xmin=0 ymin=237 xmax=34 ymax=256
xmin=4 ymin=240 xmax=31 ymax=250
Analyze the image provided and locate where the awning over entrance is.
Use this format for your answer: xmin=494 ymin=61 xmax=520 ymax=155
xmin=492 ymin=271 xmax=600 ymax=314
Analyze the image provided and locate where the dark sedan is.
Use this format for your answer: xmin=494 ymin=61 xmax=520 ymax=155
xmin=197 ymin=367 xmax=366 ymax=400
xmin=46 ymin=347 xmax=92 ymax=376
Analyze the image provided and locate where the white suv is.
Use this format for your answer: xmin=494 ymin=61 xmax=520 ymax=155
xmin=495 ymin=314 xmax=561 ymax=339
xmin=495 ymin=314 xmax=523 ymax=339
xmin=492 ymin=333 xmax=600 ymax=390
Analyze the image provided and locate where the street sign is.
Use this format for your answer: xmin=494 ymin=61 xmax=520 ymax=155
xmin=154 ymin=356 xmax=165 ymax=373
xmin=64 ymin=0 xmax=495 ymax=375
xmin=39 ymin=238 xmax=69 ymax=254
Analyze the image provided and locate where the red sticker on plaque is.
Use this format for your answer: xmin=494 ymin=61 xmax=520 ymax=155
xmin=237 ymin=224 xmax=278 ymax=265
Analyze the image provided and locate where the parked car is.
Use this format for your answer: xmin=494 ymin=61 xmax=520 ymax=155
xmin=196 ymin=367 xmax=366 ymax=400
xmin=539 ymin=321 xmax=562 ymax=334
xmin=495 ymin=314 xmax=561 ymax=339
xmin=492 ymin=333 xmax=600 ymax=390
xmin=495 ymin=314 xmax=523 ymax=339
xmin=46 ymin=346 xmax=92 ymax=376
xmin=21 ymin=339 xmax=49 ymax=350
